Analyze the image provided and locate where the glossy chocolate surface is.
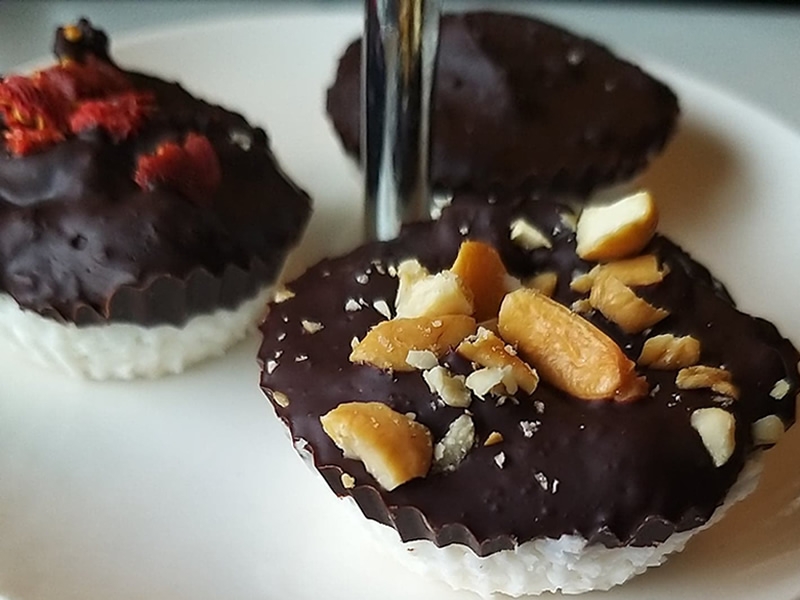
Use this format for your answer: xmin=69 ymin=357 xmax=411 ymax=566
xmin=327 ymin=11 xmax=679 ymax=196
xmin=0 ymin=21 xmax=311 ymax=325
xmin=259 ymin=195 xmax=798 ymax=553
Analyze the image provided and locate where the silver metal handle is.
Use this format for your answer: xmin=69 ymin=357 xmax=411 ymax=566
xmin=363 ymin=0 xmax=440 ymax=241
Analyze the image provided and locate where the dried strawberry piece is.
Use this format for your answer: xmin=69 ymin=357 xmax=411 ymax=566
xmin=4 ymin=127 xmax=65 ymax=156
xmin=134 ymin=133 xmax=222 ymax=205
xmin=70 ymin=92 xmax=154 ymax=141
xmin=0 ymin=74 xmax=70 ymax=131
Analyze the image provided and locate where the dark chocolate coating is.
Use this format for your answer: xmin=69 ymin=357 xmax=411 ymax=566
xmin=259 ymin=195 xmax=798 ymax=554
xmin=0 ymin=21 xmax=311 ymax=325
xmin=327 ymin=11 xmax=679 ymax=196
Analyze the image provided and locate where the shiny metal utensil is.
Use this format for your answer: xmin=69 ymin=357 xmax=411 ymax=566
xmin=363 ymin=0 xmax=440 ymax=241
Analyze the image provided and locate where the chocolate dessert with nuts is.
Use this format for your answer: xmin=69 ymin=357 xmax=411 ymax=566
xmin=258 ymin=191 xmax=798 ymax=595
xmin=0 ymin=19 xmax=311 ymax=378
xmin=327 ymin=11 xmax=679 ymax=196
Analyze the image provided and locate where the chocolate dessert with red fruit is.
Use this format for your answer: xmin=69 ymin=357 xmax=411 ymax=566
xmin=0 ymin=19 xmax=311 ymax=379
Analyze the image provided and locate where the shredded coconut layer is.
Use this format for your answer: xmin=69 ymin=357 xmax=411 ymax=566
xmin=353 ymin=457 xmax=763 ymax=596
xmin=288 ymin=425 xmax=763 ymax=596
xmin=0 ymin=286 xmax=273 ymax=380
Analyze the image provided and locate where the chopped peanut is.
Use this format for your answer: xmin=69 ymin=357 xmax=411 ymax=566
xmin=638 ymin=334 xmax=701 ymax=369
xmin=589 ymin=274 xmax=670 ymax=334
xmin=457 ymin=327 xmax=539 ymax=394
xmin=676 ymin=365 xmax=740 ymax=400
xmin=321 ymin=402 xmax=433 ymax=491
xmin=498 ymin=289 xmax=647 ymax=402
xmin=570 ymin=254 xmax=668 ymax=294
xmin=350 ymin=315 xmax=476 ymax=372
xmin=450 ymin=240 xmax=509 ymax=322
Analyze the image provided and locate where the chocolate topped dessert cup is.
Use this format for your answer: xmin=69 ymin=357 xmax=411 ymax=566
xmin=327 ymin=11 xmax=680 ymax=198
xmin=0 ymin=20 xmax=311 ymax=379
xmin=258 ymin=191 xmax=798 ymax=595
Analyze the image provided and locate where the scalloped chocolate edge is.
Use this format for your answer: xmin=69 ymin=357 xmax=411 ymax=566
xmin=36 ymin=254 xmax=279 ymax=327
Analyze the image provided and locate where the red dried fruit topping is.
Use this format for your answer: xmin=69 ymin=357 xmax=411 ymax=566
xmin=70 ymin=92 xmax=154 ymax=141
xmin=0 ymin=75 xmax=70 ymax=131
xmin=134 ymin=133 xmax=222 ymax=205
xmin=1 ymin=55 xmax=148 ymax=156
xmin=4 ymin=128 xmax=65 ymax=156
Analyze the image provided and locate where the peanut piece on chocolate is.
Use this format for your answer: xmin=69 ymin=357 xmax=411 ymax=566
xmin=638 ymin=334 xmax=701 ymax=369
xmin=589 ymin=273 xmax=669 ymax=334
xmin=576 ymin=190 xmax=658 ymax=261
xmin=570 ymin=254 xmax=667 ymax=294
xmin=498 ymin=289 xmax=647 ymax=402
xmin=526 ymin=271 xmax=558 ymax=297
xmin=752 ymin=415 xmax=785 ymax=446
xmin=394 ymin=259 xmax=473 ymax=318
xmin=350 ymin=315 xmax=476 ymax=372
xmin=676 ymin=365 xmax=740 ymax=400
xmin=423 ymin=366 xmax=471 ymax=408
xmin=509 ymin=218 xmax=552 ymax=250
xmin=450 ymin=240 xmax=510 ymax=322
xmin=433 ymin=414 xmax=476 ymax=472
xmin=458 ymin=327 xmax=539 ymax=394
xmin=690 ymin=407 xmax=736 ymax=467
xmin=321 ymin=402 xmax=433 ymax=491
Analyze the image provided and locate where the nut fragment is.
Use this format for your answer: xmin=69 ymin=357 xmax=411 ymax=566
xmin=576 ymin=190 xmax=659 ymax=261
xmin=526 ymin=271 xmax=558 ymax=297
xmin=350 ymin=315 xmax=476 ymax=372
xmin=589 ymin=273 xmax=670 ymax=334
xmin=690 ymin=407 xmax=736 ymax=467
xmin=510 ymin=218 xmax=552 ymax=250
xmin=770 ymin=378 xmax=791 ymax=400
xmin=394 ymin=259 xmax=473 ymax=318
xmin=638 ymin=334 xmax=701 ymax=369
xmin=484 ymin=431 xmax=504 ymax=446
xmin=450 ymin=241 xmax=509 ymax=322
xmin=423 ymin=366 xmax=471 ymax=408
xmin=457 ymin=327 xmax=539 ymax=394
xmin=273 ymin=287 xmax=295 ymax=303
xmin=752 ymin=415 xmax=785 ymax=446
xmin=498 ymin=289 xmax=647 ymax=402
xmin=433 ymin=414 xmax=476 ymax=472
xmin=320 ymin=402 xmax=433 ymax=491
xmin=570 ymin=254 xmax=667 ymax=294
xmin=405 ymin=349 xmax=439 ymax=371
xmin=466 ymin=366 xmax=514 ymax=398
xmin=676 ymin=365 xmax=740 ymax=400
xmin=270 ymin=390 xmax=290 ymax=408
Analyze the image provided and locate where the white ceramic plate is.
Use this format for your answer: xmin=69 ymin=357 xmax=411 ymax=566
xmin=1 ymin=12 xmax=799 ymax=600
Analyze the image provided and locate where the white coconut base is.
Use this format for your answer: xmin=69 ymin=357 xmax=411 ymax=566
xmin=290 ymin=435 xmax=763 ymax=597
xmin=355 ymin=458 xmax=764 ymax=597
xmin=0 ymin=286 xmax=274 ymax=380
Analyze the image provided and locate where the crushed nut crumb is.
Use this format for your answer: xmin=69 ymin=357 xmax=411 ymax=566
xmin=301 ymin=320 xmax=324 ymax=334
xmin=341 ymin=473 xmax=356 ymax=489
xmin=433 ymin=414 xmax=476 ymax=472
xmin=273 ymin=287 xmax=295 ymax=303
xmin=770 ymin=378 xmax=791 ymax=400
xmin=484 ymin=431 xmax=504 ymax=446
xmin=355 ymin=273 xmax=369 ymax=285
xmin=520 ymin=420 xmax=541 ymax=438
xmin=373 ymin=299 xmax=392 ymax=319
xmin=271 ymin=391 xmax=290 ymax=408
xmin=345 ymin=298 xmax=363 ymax=312
xmin=493 ymin=452 xmax=506 ymax=469
xmin=266 ymin=360 xmax=278 ymax=374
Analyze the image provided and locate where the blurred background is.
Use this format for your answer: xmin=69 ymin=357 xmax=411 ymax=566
xmin=0 ymin=1 xmax=799 ymax=128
